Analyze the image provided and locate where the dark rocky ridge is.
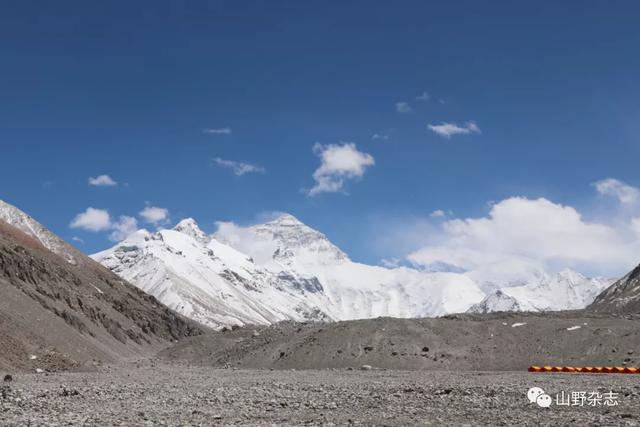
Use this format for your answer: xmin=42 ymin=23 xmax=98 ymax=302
xmin=0 ymin=220 xmax=204 ymax=371
xmin=589 ymin=263 xmax=640 ymax=313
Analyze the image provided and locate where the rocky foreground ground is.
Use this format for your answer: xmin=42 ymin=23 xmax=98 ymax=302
xmin=1 ymin=363 xmax=640 ymax=426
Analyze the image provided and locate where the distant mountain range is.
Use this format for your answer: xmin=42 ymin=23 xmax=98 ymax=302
xmin=0 ymin=199 xmax=622 ymax=332
xmin=86 ymin=209 xmax=614 ymax=327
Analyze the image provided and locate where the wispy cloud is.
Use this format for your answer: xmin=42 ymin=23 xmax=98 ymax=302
xmin=428 ymin=121 xmax=480 ymax=138
xmin=395 ymin=102 xmax=412 ymax=114
xmin=594 ymin=178 xmax=640 ymax=205
xmin=109 ymin=216 xmax=139 ymax=242
xmin=139 ymin=206 xmax=170 ymax=226
xmin=203 ymin=127 xmax=232 ymax=135
xmin=371 ymin=133 xmax=389 ymax=141
xmin=307 ymin=142 xmax=375 ymax=196
xmin=213 ymin=157 xmax=265 ymax=176
xmin=415 ymin=91 xmax=430 ymax=101
xmin=88 ymin=174 xmax=117 ymax=186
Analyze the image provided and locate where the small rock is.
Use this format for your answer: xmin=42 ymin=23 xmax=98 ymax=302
xmin=3 ymin=375 xmax=12 ymax=383
xmin=422 ymin=347 xmax=430 ymax=352
xmin=361 ymin=365 xmax=373 ymax=371
xmin=35 ymin=368 xmax=44 ymax=374
xmin=60 ymin=387 xmax=80 ymax=397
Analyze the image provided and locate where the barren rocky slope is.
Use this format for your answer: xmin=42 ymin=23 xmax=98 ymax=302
xmin=160 ymin=312 xmax=640 ymax=371
xmin=0 ymin=220 xmax=204 ymax=371
xmin=590 ymin=263 xmax=640 ymax=314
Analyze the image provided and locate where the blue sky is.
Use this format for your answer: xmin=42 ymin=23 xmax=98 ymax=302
xmin=2 ymin=1 xmax=640 ymax=275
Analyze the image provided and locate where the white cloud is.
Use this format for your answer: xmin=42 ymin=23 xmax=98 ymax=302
xmin=71 ymin=236 xmax=84 ymax=244
xmin=371 ymin=133 xmax=389 ymax=141
xmin=415 ymin=91 xmax=430 ymax=101
xmin=70 ymin=208 xmax=112 ymax=232
xmin=213 ymin=221 xmax=279 ymax=265
xmin=109 ymin=216 xmax=139 ymax=242
xmin=203 ymin=127 xmax=232 ymax=135
xmin=88 ymin=174 xmax=117 ymax=186
xmin=408 ymin=196 xmax=640 ymax=278
xmin=430 ymin=209 xmax=446 ymax=218
xmin=307 ymin=142 xmax=375 ymax=196
xmin=594 ymin=178 xmax=640 ymax=205
xmin=213 ymin=157 xmax=265 ymax=176
xmin=139 ymin=206 xmax=170 ymax=226
xmin=395 ymin=102 xmax=412 ymax=113
xmin=428 ymin=121 xmax=481 ymax=138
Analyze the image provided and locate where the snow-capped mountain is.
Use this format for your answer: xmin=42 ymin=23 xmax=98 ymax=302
xmin=467 ymin=269 xmax=613 ymax=313
xmin=92 ymin=215 xmax=487 ymax=328
xmin=92 ymin=213 xmax=614 ymax=327
xmin=0 ymin=199 xmax=79 ymax=265
xmin=240 ymin=214 xmax=485 ymax=318
xmin=92 ymin=219 xmax=332 ymax=328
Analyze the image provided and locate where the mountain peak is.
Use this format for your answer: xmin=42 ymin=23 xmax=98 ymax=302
xmin=252 ymin=213 xmax=349 ymax=263
xmin=556 ymin=268 xmax=585 ymax=281
xmin=173 ymin=218 xmax=209 ymax=244
xmin=0 ymin=199 xmax=78 ymax=264
xmin=269 ymin=213 xmax=304 ymax=226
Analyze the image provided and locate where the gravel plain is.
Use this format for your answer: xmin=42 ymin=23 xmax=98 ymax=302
xmin=2 ymin=362 xmax=640 ymax=426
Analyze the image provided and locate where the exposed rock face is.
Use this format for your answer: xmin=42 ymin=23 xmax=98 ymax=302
xmin=0 ymin=212 xmax=204 ymax=371
xmin=589 ymin=264 xmax=640 ymax=313
xmin=0 ymin=199 xmax=80 ymax=265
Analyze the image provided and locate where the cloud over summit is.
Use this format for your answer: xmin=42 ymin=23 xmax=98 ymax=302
xmin=307 ymin=143 xmax=375 ymax=196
